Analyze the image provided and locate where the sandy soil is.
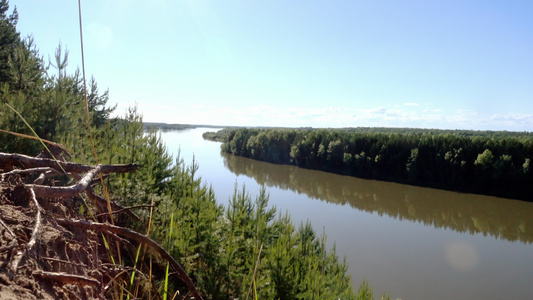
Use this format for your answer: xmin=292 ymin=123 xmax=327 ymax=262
xmin=0 ymin=174 xmax=111 ymax=300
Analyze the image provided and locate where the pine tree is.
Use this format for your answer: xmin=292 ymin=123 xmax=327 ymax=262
xmin=0 ymin=0 xmax=20 ymax=85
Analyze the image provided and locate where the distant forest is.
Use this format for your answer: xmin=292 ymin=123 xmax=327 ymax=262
xmin=204 ymin=127 xmax=533 ymax=201
xmin=142 ymin=122 xmax=223 ymax=131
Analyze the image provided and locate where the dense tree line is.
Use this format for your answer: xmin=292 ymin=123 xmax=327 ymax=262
xmin=143 ymin=122 xmax=198 ymax=131
xmin=142 ymin=122 xmax=228 ymax=132
xmin=207 ymin=127 xmax=533 ymax=201
xmin=0 ymin=1 xmax=380 ymax=298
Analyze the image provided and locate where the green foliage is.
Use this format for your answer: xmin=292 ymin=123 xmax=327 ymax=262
xmin=474 ymin=149 xmax=494 ymax=168
xmin=0 ymin=0 xmax=20 ymax=85
xmin=150 ymin=161 xmax=359 ymax=299
xmin=0 ymin=34 xmax=114 ymax=155
xmin=214 ymin=127 xmax=533 ymax=201
xmin=0 ymin=8 xmax=48 ymax=154
xmin=0 ymin=3 xmax=384 ymax=298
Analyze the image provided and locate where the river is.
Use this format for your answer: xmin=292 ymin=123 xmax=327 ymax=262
xmin=161 ymin=127 xmax=533 ymax=300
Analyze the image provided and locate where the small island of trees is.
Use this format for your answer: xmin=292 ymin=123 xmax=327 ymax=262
xmin=205 ymin=127 xmax=533 ymax=201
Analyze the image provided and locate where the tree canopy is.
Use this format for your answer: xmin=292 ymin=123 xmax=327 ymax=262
xmin=207 ymin=127 xmax=533 ymax=201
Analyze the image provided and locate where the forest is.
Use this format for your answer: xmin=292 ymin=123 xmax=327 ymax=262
xmin=0 ymin=1 xmax=382 ymax=299
xmin=143 ymin=122 xmax=224 ymax=132
xmin=205 ymin=127 xmax=533 ymax=201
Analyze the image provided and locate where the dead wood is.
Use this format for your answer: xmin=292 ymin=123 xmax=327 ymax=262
xmin=25 ymin=165 xmax=101 ymax=198
xmin=89 ymin=173 xmax=109 ymax=186
xmin=0 ymin=152 xmax=204 ymax=299
xmin=0 ymin=152 xmax=138 ymax=174
xmin=0 ymin=216 xmax=16 ymax=239
xmin=32 ymin=270 xmax=100 ymax=287
xmin=34 ymin=172 xmax=46 ymax=184
xmin=7 ymin=188 xmax=42 ymax=279
xmin=0 ymin=167 xmax=58 ymax=178
xmin=27 ymin=189 xmax=41 ymax=251
xmin=56 ymin=218 xmax=204 ymax=300
xmin=0 ymin=167 xmax=61 ymax=184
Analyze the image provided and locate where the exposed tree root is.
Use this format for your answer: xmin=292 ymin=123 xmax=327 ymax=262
xmin=56 ymin=218 xmax=203 ymax=300
xmin=0 ymin=151 xmax=203 ymax=300
xmin=25 ymin=165 xmax=102 ymax=198
xmin=32 ymin=270 xmax=101 ymax=287
xmin=0 ymin=152 xmax=138 ymax=174
xmin=0 ymin=167 xmax=60 ymax=179
xmin=26 ymin=188 xmax=41 ymax=251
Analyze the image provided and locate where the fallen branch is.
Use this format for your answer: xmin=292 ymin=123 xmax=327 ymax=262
xmin=0 ymin=167 xmax=58 ymax=178
xmin=89 ymin=173 xmax=109 ymax=186
xmin=25 ymin=166 xmax=102 ymax=198
xmin=7 ymin=188 xmax=41 ymax=279
xmin=0 ymin=216 xmax=16 ymax=239
xmin=0 ymin=152 xmax=138 ymax=174
xmin=0 ymin=166 xmax=61 ymax=184
xmin=6 ymin=247 xmax=23 ymax=279
xmin=56 ymin=218 xmax=204 ymax=300
xmin=34 ymin=172 xmax=46 ymax=184
xmin=33 ymin=270 xmax=100 ymax=287
xmin=27 ymin=189 xmax=41 ymax=251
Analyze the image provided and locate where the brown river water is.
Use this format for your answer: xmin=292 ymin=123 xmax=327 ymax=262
xmin=162 ymin=128 xmax=533 ymax=300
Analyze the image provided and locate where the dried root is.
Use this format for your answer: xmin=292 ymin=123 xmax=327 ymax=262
xmin=0 ymin=151 xmax=203 ymax=300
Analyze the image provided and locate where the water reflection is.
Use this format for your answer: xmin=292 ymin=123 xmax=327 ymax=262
xmin=222 ymin=152 xmax=533 ymax=244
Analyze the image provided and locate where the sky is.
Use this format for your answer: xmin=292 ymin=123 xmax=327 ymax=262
xmin=9 ymin=0 xmax=533 ymax=131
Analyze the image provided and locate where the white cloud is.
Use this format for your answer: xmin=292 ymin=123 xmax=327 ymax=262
xmin=424 ymin=109 xmax=443 ymax=113
xmin=126 ymin=101 xmax=533 ymax=131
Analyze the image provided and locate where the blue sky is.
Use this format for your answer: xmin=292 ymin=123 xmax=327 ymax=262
xmin=10 ymin=0 xmax=533 ymax=131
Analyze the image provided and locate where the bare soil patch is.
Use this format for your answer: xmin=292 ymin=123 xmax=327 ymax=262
xmin=0 ymin=174 xmax=105 ymax=299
